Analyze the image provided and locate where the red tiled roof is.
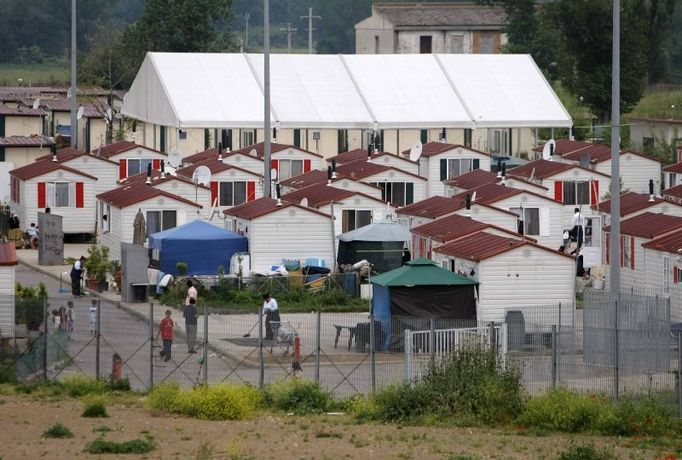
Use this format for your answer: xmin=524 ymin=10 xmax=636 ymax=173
xmin=96 ymin=182 xmax=201 ymax=209
xmin=397 ymin=196 xmax=460 ymax=218
xmin=0 ymin=136 xmax=54 ymax=147
xmin=281 ymin=183 xmax=383 ymax=208
xmin=531 ymin=139 xmax=593 ymax=154
xmin=509 ymin=159 xmax=610 ymax=180
xmin=26 ymin=97 xmax=110 ymax=118
xmin=10 ymin=160 xmax=97 ymax=181
xmin=336 ymin=159 xmax=425 ymax=181
xmin=663 ymin=162 xmax=682 ymax=174
xmin=35 ymin=147 xmax=118 ymax=165
xmin=328 ymin=149 xmax=417 ymax=165
xmin=401 ymin=141 xmax=489 ymax=158
xmin=642 ymin=228 xmax=682 ymax=253
xmin=563 ymin=146 xmax=659 ymax=165
xmin=411 ymin=214 xmax=526 ymax=243
xmin=663 ymin=183 xmax=682 ymax=199
xmin=434 ymin=231 xmax=568 ymax=261
xmin=233 ymin=142 xmax=323 ymax=158
xmin=0 ymin=242 xmax=17 ymax=266
xmin=604 ymin=212 xmax=682 ymax=239
xmin=223 ymin=197 xmax=329 ymax=220
xmin=176 ymin=159 xmax=261 ymax=179
xmin=96 ymin=141 xmax=167 ymax=158
xmin=0 ymin=103 xmax=45 ymax=116
xmin=183 ymin=148 xmax=219 ymax=164
xmin=279 ymin=169 xmax=329 ymax=189
xmin=121 ymin=169 xmax=210 ymax=189
xmin=593 ymin=192 xmax=681 ymax=216
xmin=443 ymin=169 xmax=498 ymax=190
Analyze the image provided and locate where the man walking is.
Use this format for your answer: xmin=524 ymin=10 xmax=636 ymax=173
xmin=262 ymin=293 xmax=280 ymax=340
xmin=70 ymin=256 xmax=85 ymax=297
xmin=184 ymin=297 xmax=198 ymax=353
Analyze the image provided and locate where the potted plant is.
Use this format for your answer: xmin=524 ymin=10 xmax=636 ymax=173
xmin=84 ymin=245 xmax=112 ymax=292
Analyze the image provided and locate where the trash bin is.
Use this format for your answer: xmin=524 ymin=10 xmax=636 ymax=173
xmin=111 ymin=353 xmax=123 ymax=381
xmin=505 ymin=310 xmax=526 ymax=351
xmin=355 ymin=322 xmax=370 ymax=353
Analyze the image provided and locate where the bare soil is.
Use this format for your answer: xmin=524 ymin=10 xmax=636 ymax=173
xmin=0 ymin=393 xmax=663 ymax=460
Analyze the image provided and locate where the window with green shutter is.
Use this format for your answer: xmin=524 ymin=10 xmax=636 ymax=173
xmin=406 ymin=183 xmax=414 ymax=205
xmin=204 ymin=129 xmax=210 ymax=149
xmin=0 ymin=115 xmax=5 ymax=137
xmin=159 ymin=126 xmax=167 ymax=153
xmin=294 ymin=129 xmax=302 ymax=148
xmin=0 ymin=147 xmax=5 ymax=162
xmin=420 ymin=129 xmax=428 ymax=144
xmin=440 ymin=159 xmax=447 ymax=180
xmin=473 ymin=159 xmax=480 ymax=170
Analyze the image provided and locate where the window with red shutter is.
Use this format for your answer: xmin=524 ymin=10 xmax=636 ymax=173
xmin=75 ymin=182 xmax=84 ymax=208
xmin=591 ymin=180 xmax=599 ymax=205
xmin=37 ymin=182 xmax=46 ymax=208
xmin=210 ymin=181 xmax=218 ymax=206
xmin=554 ymin=181 xmax=563 ymax=202
xmin=303 ymin=159 xmax=311 ymax=173
xmin=119 ymin=159 xmax=127 ymax=180
xmin=246 ymin=181 xmax=256 ymax=201
xmin=152 ymin=159 xmax=161 ymax=170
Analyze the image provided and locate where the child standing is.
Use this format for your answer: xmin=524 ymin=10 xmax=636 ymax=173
xmin=51 ymin=309 xmax=61 ymax=331
xmin=157 ymin=310 xmax=174 ymax=362
xmin=66 ymin=301 xmax=74 ymax=337
xmin=89 ymin=300 xmax=98 ymax=337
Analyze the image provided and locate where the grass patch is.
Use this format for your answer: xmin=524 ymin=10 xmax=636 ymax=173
xmin=147 ymin=383 xmax=261 ymax=420
xmin=43 ymin=422 xmax=74 ymax=439
xmin=264 ymin=380 xmax=335 ymax=415
xmin=349 ymin=345 xmax=524 ymax=426
xmin=0 ymin=61 xmax=69 ymax=86
xmin=82 ymin=399 xmax=108 ymax=418
xmin=556 ymin=442 xmax=615 ymax=460
xmin=627 ymin=90 xmax=682 ymax=119
xmin=518 ymin=388 xmax=680 ymax=436
xmin=84 ymin=437 xmax=155 ymax=455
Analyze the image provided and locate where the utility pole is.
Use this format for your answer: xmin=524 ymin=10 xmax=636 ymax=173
xmin=300 ymin=7 xmax=321 ymax=54
xmin=263 ymin=0 xmax=271 ymax=197
xmin=244 ymin=13 xmax=250 ymax=50
xmin=70 ymin=0 xmax=78 ymax=150
xmin=280 ymin=23 xmax=298 ymax=53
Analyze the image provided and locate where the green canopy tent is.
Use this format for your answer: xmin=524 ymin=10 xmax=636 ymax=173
xmin=371 ymin=258 xmax=478 ymax=350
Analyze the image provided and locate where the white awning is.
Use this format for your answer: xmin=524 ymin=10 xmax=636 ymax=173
xmin=122 ymin=52 xmax=572 ymax=130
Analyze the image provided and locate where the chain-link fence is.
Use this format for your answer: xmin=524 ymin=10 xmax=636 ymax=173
xmin=1 ymin=293 xmax=680 ymax=415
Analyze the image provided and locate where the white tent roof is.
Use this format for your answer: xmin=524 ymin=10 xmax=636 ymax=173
xmin=122 ymin=52 xmax=572 ymax=130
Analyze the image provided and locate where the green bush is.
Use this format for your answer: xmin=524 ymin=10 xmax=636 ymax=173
xmin=556 ymin=442 xmax=615 ymax=460
xmin=352 ymin=345 xmax=524 ymax=425
xmin=264 ymin=380 xmax=335 ymax=415
xmin=147 ymin=383 xmax=261 ymax=420
xmin=519 ymin=389 xmax=679 ymax=437
xmin=82 ymin=399 xmax=108 ymax=418
xmin=63 ymin=374 xmax=109 ymax=397
xmin=43 ymin=422 xmax=74 ymax=439
xmin=85 ymin=438 xmax=155 ymax=454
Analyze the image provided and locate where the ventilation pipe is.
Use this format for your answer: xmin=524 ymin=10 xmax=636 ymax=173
xmin=649 ymin=179 xmax=655 ymax=202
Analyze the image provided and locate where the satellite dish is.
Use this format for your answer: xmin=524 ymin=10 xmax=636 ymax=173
xmin=167 ymin=151 xmax=182 ymax=168
xmin=76 ymin=106 xmax=84 ymax=120
xmin=271 ymin=168 xmax=278 ymax=181
xmin=542 ymin=139 xmax=556 ymax=160
xmin=192 ymin=165 xmax=212 ymax=186
xmin=300 ymin=198 xmax=308 ymax=207
xmin=409 ymin=141 xmax=423 ymax=162
xmin=32 ymin=99 xmax=40 ymax=110
xmin=249 ymin=148 xmax=258 ymax=157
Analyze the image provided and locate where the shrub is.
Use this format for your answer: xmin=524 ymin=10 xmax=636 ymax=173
xmin=85 ymin=438 xmax=155 ymax=454
xmin=43 ymin=422 xmax=74 ymax=439
xmin=346 ymin=395 xmax=380 ymax=423
xmin=264 ymin=380 xmax=334 ymax=415
xmin=82 ymin=398 xmax=108 ymax=418
xmin=557 ymin=442 xmax=614 ymax=460
xmin=596 ymin=397 xmax=677 ymax=437
xmin=147 ymin=383 xmax=261 ymax=420
xmin=108 ymin=377 xmax=131 ymax=392
xmin=63 ymin=374 xmax=109 ymax=397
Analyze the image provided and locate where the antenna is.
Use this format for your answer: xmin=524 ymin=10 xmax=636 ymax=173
xmin=32 ymin=99 xmax=40 ymax=110
xmin=160 ymin=160 xmax=166 ymax=179
xmin=300 ymin=197 xmax=308 ymax=207
xmin=192 ymin=165 xmax=212 ymax=186
xmin=409 ymin=141 xmax=422 ymax=162
xmin=471 ymin=191 xmax=477 ymax=203
xmin=367 ymin=142 xmax=372 ymax=159
xmin=272 ymin=127 xmax=277 ymax=142
xmin=327 ymin=165 xmax=333 ymax=185
xmin=76 ymin=106 xmax=84 ymax=120
xmin=275 ymin=183 xmax=282 ymax=206
xmin=496 ymin=158 xmax=502 ymax=178
xmin=649 ymin=179 xmax=655 ymax=202
xmin=501 ymin=162 xmax=507 ymax=185
xmin=51 ymin=151 xmax=58 ymax=162
xmin=218 ymin=142 xmax=223 ymax=161
xmin=440 ymin=128 xmax=446 ymax=143
xmin=167 ymin=151 xmax=182 ymax=168
xmin=542 ymin=139 xmax=556 ymax=161
xmin=465 ymin=193 xmax=472 ymax=217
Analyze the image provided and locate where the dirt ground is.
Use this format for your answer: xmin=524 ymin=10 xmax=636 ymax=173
xmin=0 ymin=392 xmax=666 ymax=460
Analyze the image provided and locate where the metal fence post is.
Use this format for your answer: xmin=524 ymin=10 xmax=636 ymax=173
xmin=149 ymin=302 xmax=154 ymax=391
xmin=404 ymin=329 xmax=412 ymax=381
xmin=551 ymin=325 xmax=557 ymax=390
xmin=488 ymin=322 xmax=495 ymax=352
xmin=42 ymin=297 xmax=48 ymax=382
xmin=613 ymin=299 xmax=619 ymax=401
xmin=95 ymin=300 xmax=101 ymax=380
xmin=315 ymin=310 xmax=321 ymax=383
xmin=258 ymin=306 xmax=264 ymax=389
xmin=678 ymin=333 xmax=682 ymax=419
xmin=429 ymin=318 xmax=436 ymax=364
xmin=203 ymin=302 xmax=208 ymax=385
xmin=370 ymin=313 xmax=376 ymax=393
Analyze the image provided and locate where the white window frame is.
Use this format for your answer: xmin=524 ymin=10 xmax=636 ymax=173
xmin=127 ymin=158 xmax=153 ymax=177
xmin=146 ymin=210 xmax=177 ymax=234
xmin=371 ymin=181 xmax=411 ymax=207
xmin=447 ymin=158 xmax=474 ymax=179
xmin=510 ymin=207 xmax=540 ymax=236
xmin=278 ymin=159 xmax=304 ymax=180
xmin=46 ymin=181 xmax=73 ymax=208
xmin=342 ymin=209 xmax=372 ymax=233
xmin=219 ymin=181 xmax=248 ymax=207
xmin=562 ymin=180 xmax=591 ymax=206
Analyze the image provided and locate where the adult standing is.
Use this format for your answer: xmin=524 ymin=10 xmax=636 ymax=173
xmin=70 ymin=256 xmax=85 ymax=297
xmin=262 ymin=293 xmax=280 ymax=340
xmin=571 ymin=208 xmax=584 ymax=247
xmin=185 ymin=280 xmax=197 ymax=306
xmin=184 ymin=297 xmax=198 ymax=353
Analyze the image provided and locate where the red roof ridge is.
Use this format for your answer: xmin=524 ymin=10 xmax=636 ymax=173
xmin=281 ymin=183 xmax=385 ymax=208
xmin=96 ymin=182 xmax=201 ymax=209
xmin=401 ymin=141 xmax=490 ymax=158
xmin=35 ymin=147 xmax=119 ymax=165
xmin=233 ymin=142 xmax=324 ymax=159
xmin=120 ymin=169 xmax=210 ymax=189
xmin=10 ymin=161 xmax=98 ymax=181
xmin=223 ymin=196 xmax=330 ymax=220
xmin=176 ymin=159 xmax=262 ymax=178
xmin=604 ymin=212 xmax=682 ymax=239
xmin=96 ymin=141 xmax=167 ymax=158
xmin=433 ymin=230 xmax=570 ymax=261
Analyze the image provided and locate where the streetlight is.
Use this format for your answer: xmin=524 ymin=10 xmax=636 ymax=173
xmin=672 ymin=104 xmax=676 ymax=120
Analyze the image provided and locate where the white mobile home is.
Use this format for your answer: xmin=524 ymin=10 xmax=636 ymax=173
xmin=433 ymin=231 xmax=575 ymax=324
xmin=224 ymin=197 xmax=334 ymax=272
xmin=36 ymin=148 xmax=120 ymax=195
xmin=0 ymin=242 xmax=17 ymax=339
xmin=232 ymin=143 xmax=326 ymax=181
xmin=443 ymin=168 xmax=548 ymax=197
xmin=121 ymin=170 xmax=212 ymax=210
xmin=279 ymin=169 xmax=384 ymax=200
xmin=96 ymin=183 xmax=202 ymax=261
xmin=641 ymin=228 xmax=682 ymax=322
xmin=336 ymin=160 xmax=427 ymax=206
xmin=594 ymin=192 xmax=682 ymax=227
xmin=397 ymin=195 xmax=515 ymax=230
xmin=10 ymin=161 xmax=97 ymax=234
xmin=327 ymin=149 xmax=420 ymax=175
xmin=96 ymin=140 xmax=168 ymax=181
xmin=0 ymin=136 xmax=55 ymax=168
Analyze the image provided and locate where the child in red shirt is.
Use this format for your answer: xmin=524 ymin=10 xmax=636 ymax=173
xmin=157 ymin=310 xmax=174 ymax=362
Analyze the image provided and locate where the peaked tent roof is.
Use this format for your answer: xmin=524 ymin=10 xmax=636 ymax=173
xmin=123 ymin=53 xmax=572 ymax=130
xmin=370 ymin=257 xmax=477 ymax=287
xmin=148 ymin=219 xmax=245 ymax=243
xmin=338 ymin=220 xmax=412 ymax=242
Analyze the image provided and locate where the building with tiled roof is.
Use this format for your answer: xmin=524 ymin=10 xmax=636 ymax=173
xmin=34 ymin=147 xmax=120 ymax=195
xmin=0 ymin=102 xmax=46 ymax=140
xmin=327 ymin=148 xmax=419 ymax=175
xmin=593 ymin=191 xmax=682 ymax=226
xmin=0 ymin=241 xmax=17 ymax=339
xmin=0 ymin=135 xmax=55 ymax=168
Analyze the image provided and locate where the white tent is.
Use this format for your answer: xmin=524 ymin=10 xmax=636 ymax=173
xmin=122 ymin=52 xmax=572 ymax=130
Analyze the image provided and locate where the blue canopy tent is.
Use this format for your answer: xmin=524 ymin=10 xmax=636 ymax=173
xmin=371 ymin=258 xmax=478 ymax=350
xmin=148 ymin=220 xmax=248 ymax=276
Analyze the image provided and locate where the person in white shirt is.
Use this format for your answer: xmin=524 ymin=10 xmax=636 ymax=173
xmin=262 ymin=293 xmax=280 ymax=340
xmin=571 ymin=208 xmax=584 ymax=247
xmin=26 ymin=223 xmax=38 ymax=248
xmin=70 ymin=256 xmax=85 ymax=297
xmin=185 ymin=279 xmax=198 ymax=306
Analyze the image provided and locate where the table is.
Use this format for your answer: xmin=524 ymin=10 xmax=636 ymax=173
xmin=333 ymin=324 xmax=357 ymax=351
